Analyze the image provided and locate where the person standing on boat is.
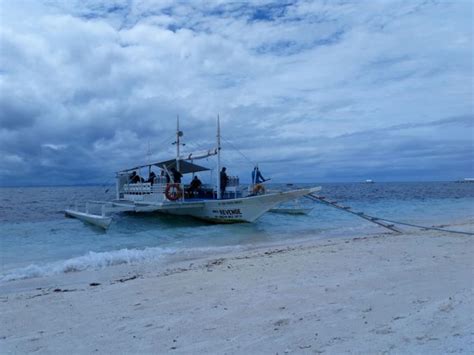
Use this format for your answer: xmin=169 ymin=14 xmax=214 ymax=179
xmin=188 ymin=176 xmax=202 ymax=195
xmin=146 ymin=171 xmax=156 ymax=185
xmin=252 ymin=165 xmax=267 ymax=184
xmin=130 ymin=171 xmax=143 ymax=183
xmin=170 ymin=167 xmax=183 ymax=183
xmin=220 ymin=167 xmax=228 ymax=197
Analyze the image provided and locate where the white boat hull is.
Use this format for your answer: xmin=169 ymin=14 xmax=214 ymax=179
xmin=65 ymin=187 xmax=321 ymax=228
xmin=139 ymin=187 xmax=321 ymax=223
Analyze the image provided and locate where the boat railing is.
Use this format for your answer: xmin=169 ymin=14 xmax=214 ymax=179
xmin=154 ymin=176 xmax=168 ymax=185
xmin=151 ymin=184 xmax=167 ymax=194
xmin=227 ymin=176 xmax=239 ymax=186
xmin=221 ymin=176 xmax=239 ymax=198
xmin=121 ymin=182 xmax=191 ymax=203
xmin=122 ymin=182 xmax=167 ymax=195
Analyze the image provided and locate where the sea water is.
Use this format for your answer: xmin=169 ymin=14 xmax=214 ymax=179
xmin=0 ymin=182 xmax=473 ymax=282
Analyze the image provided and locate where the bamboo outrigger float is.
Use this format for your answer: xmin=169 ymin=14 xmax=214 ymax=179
xmin=65 ymin=116 xmax=322 ymax=229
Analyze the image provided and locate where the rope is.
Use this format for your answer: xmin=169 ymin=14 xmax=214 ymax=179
xmin=371 ymin=217 xmax=474 ymax=236
xmin=222 ymin=137 xmax=256 ymax=166
xmin=306 ymin=194 xmax=402 ymax=233
xmin=306 ymin=194 xmax=473 ymax=236
xmin=103 ymin=182 xmax=115 ymax=194
xmin=96 ymin=177 xmax=114 ymax=194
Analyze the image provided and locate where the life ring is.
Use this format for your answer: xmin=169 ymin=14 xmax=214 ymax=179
xmin=252 ymin=184 xmax=266 ymax=195
xmin=165 ymin=183 xmax=183 ymax=201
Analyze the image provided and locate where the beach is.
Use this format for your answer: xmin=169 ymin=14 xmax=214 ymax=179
xmin=2 ymin=0 xmax=472 ymax=353
xmin=1 ymin=227 xmax=473 ymax=354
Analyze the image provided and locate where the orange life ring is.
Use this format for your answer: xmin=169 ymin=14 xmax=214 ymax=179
xmin=252 ymin=184 xmax=266 ymax=194
xmin=165 ymin=183 xmax=183 ymax=201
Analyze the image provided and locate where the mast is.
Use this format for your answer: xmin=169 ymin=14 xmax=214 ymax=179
xmin=176 ymin=115 xmax=181 ymax=172
xmin=216 ymin=114 xmax=221 ymax=199
xmin=147 ymin=141 xmax=151 ymax=174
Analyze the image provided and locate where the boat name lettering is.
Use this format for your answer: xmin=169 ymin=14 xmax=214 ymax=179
xmin=218 ymin=209 xmax=242 ymax=216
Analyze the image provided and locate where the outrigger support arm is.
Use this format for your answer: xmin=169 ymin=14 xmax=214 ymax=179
xmin=306 ymin=194 xmax=402 ymax=233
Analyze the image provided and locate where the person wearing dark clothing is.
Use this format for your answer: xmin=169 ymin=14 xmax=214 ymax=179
xmin=130 ymin=171 xmax=141 ymax=183
xmin=252 ymin=166 xmax=266 ymax=184
xmin=147 ymin=171 xmax=156 ymax=185
xmin=188 ymin=176 xmax=202 ymax=195
xmin=220 ymin=167 xmax=228 ymax=197
xmin=170 ymin=167 xmax=183 ymax=183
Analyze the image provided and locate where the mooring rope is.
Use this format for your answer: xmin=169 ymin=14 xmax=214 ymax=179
xmin=306 ymin=194 xmax=474 ymax=236
xmin=369 ymin=217 xmax=474 ymax=236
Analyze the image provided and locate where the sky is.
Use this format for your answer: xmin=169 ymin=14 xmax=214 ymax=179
xmin=0 ymin=0 xmax=472 ymax=186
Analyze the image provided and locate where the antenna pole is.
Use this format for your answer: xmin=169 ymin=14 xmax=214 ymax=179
xmin=216 ymin=114 xmax=221 ymax=199
xmin=147 ymin=141 xmax=151 ymax=174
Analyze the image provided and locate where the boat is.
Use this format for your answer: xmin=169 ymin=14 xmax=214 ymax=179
xmin=65 ymin=117 xmax=321 ymax=229
xmin=456 ymin=178 xmax=474 ymax=183
xmin=365 ymin=179 xmax=374 ymax=184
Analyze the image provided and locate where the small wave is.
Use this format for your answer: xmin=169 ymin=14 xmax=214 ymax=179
xmin=0 ymin=244 xmax=246 ymax=283
xmin=0 ymin=246 xmax=178 ymax=282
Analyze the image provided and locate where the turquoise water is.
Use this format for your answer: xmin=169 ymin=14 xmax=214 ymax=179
xmin=0 ymin=182 xmax=473 ymax=281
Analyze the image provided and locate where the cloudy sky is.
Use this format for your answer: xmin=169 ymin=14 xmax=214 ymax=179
xmin=0 ymin=0 xmax=472 ymax=186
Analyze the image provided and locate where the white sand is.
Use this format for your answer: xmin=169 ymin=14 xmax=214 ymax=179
xmin=1 ymin=230 xmax=473 ymax=354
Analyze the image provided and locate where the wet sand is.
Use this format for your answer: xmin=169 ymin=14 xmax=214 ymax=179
xmin=1 ymin=228 xmax=473 ymax=354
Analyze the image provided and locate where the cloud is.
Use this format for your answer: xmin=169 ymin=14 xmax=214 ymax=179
xmin=0 ymin=0 xmax=472 ymax=186
xmin=0 ymin=95 xmax=39 ymax=130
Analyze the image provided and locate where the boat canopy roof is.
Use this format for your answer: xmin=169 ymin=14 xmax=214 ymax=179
xmin=119 ymin=159 xmax=210 ymax=174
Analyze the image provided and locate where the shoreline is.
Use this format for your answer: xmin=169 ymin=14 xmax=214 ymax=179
xmin=2 ymin=216 xmax=472 ymax=286
xmin=1 ymin=228 xmax=473 ymax=353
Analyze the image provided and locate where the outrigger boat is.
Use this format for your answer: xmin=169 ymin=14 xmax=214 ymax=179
xmin=65 ymin=117 xmax=321 ymax=229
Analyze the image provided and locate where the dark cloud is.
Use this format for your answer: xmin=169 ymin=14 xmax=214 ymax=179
xmin=0 ymin=97 xmax=39 ymax=130
xmin=0 ymin=0 xmax=472 ymax=186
